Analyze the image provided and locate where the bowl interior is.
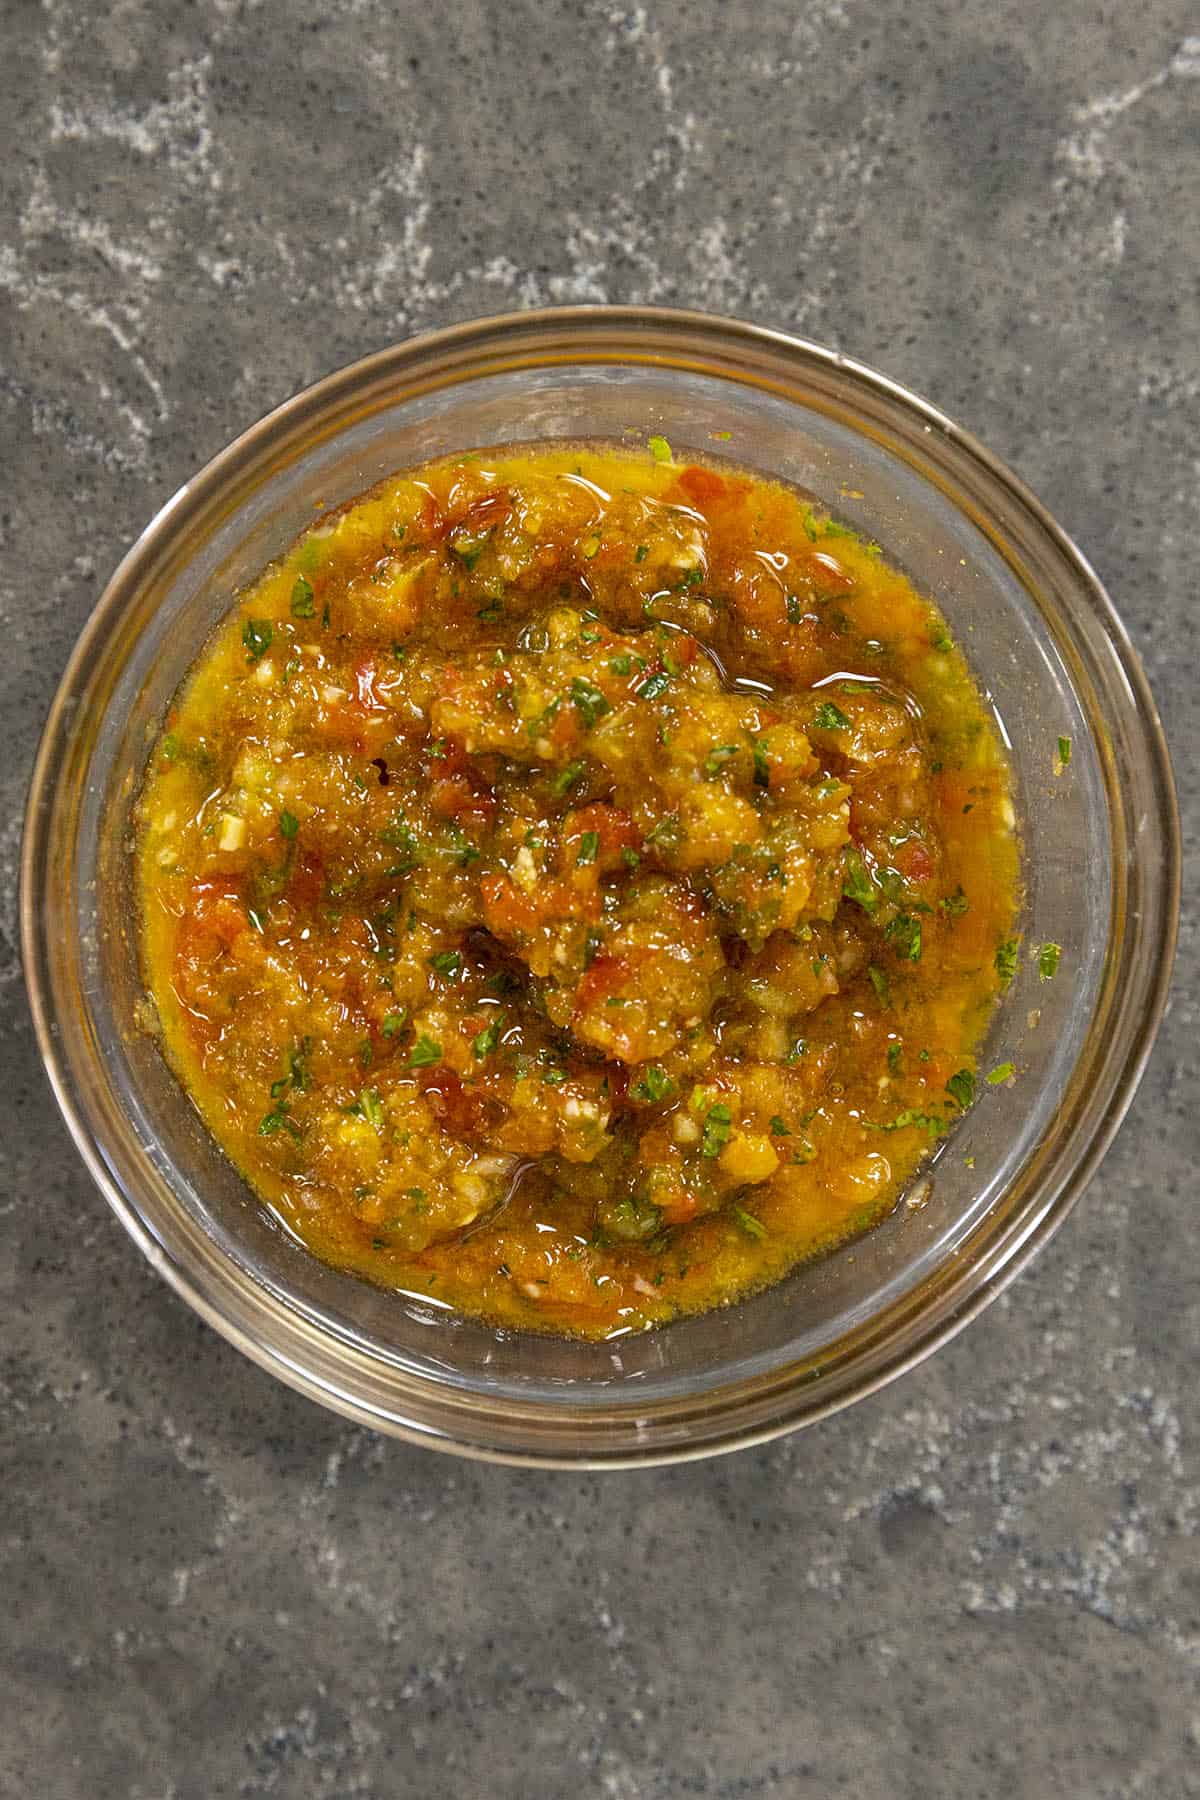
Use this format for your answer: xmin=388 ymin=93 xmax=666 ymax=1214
xmin=26 ymin=312 xmax=1175 ymax=1460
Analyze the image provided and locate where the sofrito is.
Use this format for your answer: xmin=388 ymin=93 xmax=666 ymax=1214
xmin=136 ymin=442 xmax=1019 ymax=1338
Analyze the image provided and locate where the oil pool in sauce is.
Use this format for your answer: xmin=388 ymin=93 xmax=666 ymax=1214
xmin=136 ymin=442 xmax=1020 ymax=1339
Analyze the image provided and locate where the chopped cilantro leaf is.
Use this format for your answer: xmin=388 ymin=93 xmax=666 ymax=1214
xmin=632 ymin=1066 xmax=674 ymax=1103
xmin=279 ymin=810 xmax=299 ymax=840
xmin=290 ymin=575 xmax=315 ymax=618
xmin=868 ymin=964 xmax=891 ymax=1006
xmin=551 ymin=760 xmax=585 ymax=796
xmin=843 ymin=848 xmax=878 ymax=915
xmin=987 ymin=1062 xmax=1016 ymax=1085
xmin=812 ymin=700 xmax=851 ymax=731
xmin=1057 ymin=736 xmax=1072 ymax=768
xmin=946 ymin=1069 xmax=976 ymax=1111
xmin=769 ymin=1115 xmax=791 ymax=1137
xmin=570 ymin=676 xmax=611 ymax=728
xmin=700 ymin=1102 xmax=733 ymax=1159
xmin=576 ymin=831 xmax=600 ymax=865
xmin=703 ymin=744 xmax=739 ymax=779
xmin=885 ymin=913 xmax=923 ymax=962
xmin=644 ymin=814 xmax=683 ymax=853
xmin=996 ymin=939 xmax=1019 ymax=987
xmin=410 ymin=1035 xmax=442 ymax=1068
xmin=428 ymin=950 xmax=462 ymax=979
xmin=732 ymin=1206 xmax=767 ymax=1241
xmin=1038 ymin=942 xmax=1062 ymax=980
xmin=648 ymin=435 xmax=672 ymax=463
xmin=472 ymin=1014 xmax=504 ymax=1060
xmin=635 ymin=671 xmax=671 ymax=701
xmin=242 ymin=618 xmax=272 ymax=661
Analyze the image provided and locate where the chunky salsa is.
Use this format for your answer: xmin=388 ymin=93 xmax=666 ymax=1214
xmin=136 ymin=442 xmax=1019 ymax=1338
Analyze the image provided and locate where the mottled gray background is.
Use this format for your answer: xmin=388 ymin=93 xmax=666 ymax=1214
xmin=2 ymin=2 xmax=1197 ymax=1795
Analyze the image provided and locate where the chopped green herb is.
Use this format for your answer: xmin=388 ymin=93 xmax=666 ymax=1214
xmin=704 ymin=744 xmax=739 ymax=779
xmin=242 ymin=618 xmax=272 ymax=661
xmin=987 ymin=1062 xmax=1016 ymax=1085
xmin=887 ymin=1041 xmax=902 ymax=1074
xmin=732 ymin=1206 xmax=767 ymax=1241
xmin=843 ymin=848 xmax=878 ymax=915
xmin=752 ymin=740 xmax=771 ymax=788
xmin=785 ymin=593 xmax=803 ymax=624
xmin=996 ymin=939 xmax=1019 ymax=987
xmin=939 ymin=886 xmax=969 ymax=917
xmin=477 ymin=600 xmax=504 ymax=623
xmin=577 ymin=831 xmax=600 ymax=865
xmin=1057 ymin=736 xmax=1072 ymax=768
xmin=700 ymin=1102 xmax=733 ymax=1159
xmin=428 ymin=950 xmax=463 ymax=979
xmin=769 ymin=1115 xmax=791 ymax=1137
xmin=885 ymin=913 xmax=923 ymax=963
xmin=570 ymin=676 xmax=611 ymax=729
xmin=868 ymin=964 xmax=891 ymax=1006
xmin=635 ymin=671 xmax=671 ymax=701
xmin=802 ymin=509 xmax=819 ymax=542
xmin=290 ymin=575 xmax=315 ymax=619
xmin=621 ymin=846 xmax=642 ymax=869
xmin=551 ymin=760 xmax=585 ymax=796
xmin=246 ymin=905 xmax=265 ymax=933
xmin=645 ymin=814 xmax=683 ymax=853
xmin=609 ymin=654 xmax=632 ymax=676
xmin=946 ymin=1069 xmax=976 ymax=1111
xmin=410 ymin=1035 xmax=442 ymax=1068
xmin=279 ymin=810 xmax=299 ymax=840
xmin=359 ymin=1088 xmax=385 ymax=1130
xmin=450 ymin=531 xmax=489 ymax=569
xmin=873 ymin=1109 xmax=946 ymax=1136
xmin=635 ymin=544 xmax=649 ymax=563
xmin=382 ymin=1011 xmax=408 ymax=1038
xmin=632 ymin=1066 xmax=674 ymax=1103
xmin=1037 ymin=942 xmax=1062 ymax=981
xmin=648 ymin=435 xmax=672 ymax=463
xmin=357 ymin=1038 xmax=374 ymax=1069
xmin=472 ymin=1014 xmax=504 ymax=1060
xmin=812 ymin=700 xmax=851 ymax=731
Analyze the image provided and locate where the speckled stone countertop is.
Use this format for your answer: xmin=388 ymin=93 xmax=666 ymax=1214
xmin=3 ymin=4 xmax=1196 ymax=1795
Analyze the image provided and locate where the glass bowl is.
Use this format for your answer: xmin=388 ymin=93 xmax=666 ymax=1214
xmin=21 ymin=306 xmax=1180 ymax=1467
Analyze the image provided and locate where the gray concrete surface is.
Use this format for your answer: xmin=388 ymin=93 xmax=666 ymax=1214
xmin=2 ymin=3 xmax=1197 ymax=1795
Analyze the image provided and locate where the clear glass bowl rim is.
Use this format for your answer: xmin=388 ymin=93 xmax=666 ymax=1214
xmin=21 ymin=304 xmax=1181 ymax=1467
